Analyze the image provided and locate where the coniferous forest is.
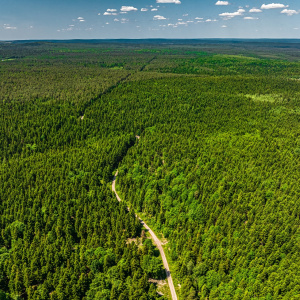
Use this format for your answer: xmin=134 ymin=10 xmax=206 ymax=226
xmin=1 ymin=40 xmax=300 ymax=299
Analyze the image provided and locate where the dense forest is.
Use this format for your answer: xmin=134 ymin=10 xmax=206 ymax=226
xmin=1 ymin=41 xmax=300 ymax=299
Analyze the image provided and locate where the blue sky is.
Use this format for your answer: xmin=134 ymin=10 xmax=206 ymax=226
xmin=1 ymin=0 xmax=300 ymax=40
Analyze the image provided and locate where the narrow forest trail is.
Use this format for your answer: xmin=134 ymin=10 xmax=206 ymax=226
xmin=112 ymin=170 xmax=178 ymax=300
xmin=80 ymin=56 xmax=156 ymax=116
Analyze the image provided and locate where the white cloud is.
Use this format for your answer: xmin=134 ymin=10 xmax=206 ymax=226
xmin=195 ymin=17 xmax=203 ymax=20
xmin=221 ymin=25 xmax=227 ymax=27
xmin=107 ymin=9 xmax=117 ymax=12
xmin=215 ymin=1 xmax=229 ymax=5
xmin=121 ymin=18 xmax=129 ymax=23
xmin=281 ymin=9 xmax=299 ymax=15
xmin=79 ymin=20 xmax=85 ymax=22
xmin=77 ymin=17 xmax=84 ymax=20
xmin=153 ymin=15 xmax=167 ymax=20
xmin=244 ymin=16 xmax=259 ymax=19
xmin=219 ymin=8 xmax=245 ymax=19
xmin=156 ymin=0 xmax=181 ymax=3
xmin=4 ymin=26 xmax=17 ymax=30
xmin=103 ymin=11 xmax=118 ymax=16
xmin=114 ymin=18 xmax=119 ymax=22
xmin=261 ymin=3 xmax=288 ymax=9
xmin=58 ymin=25 xmax=77 ymax=32
xmin=141 ymin=8 xmax=148 ymax=11
xmin=249 ymin=8 xmax=262 ymax=12
xmin=120 ymin=6 xmax=138 ymax=12
xmin=177 ymin=21 xmax=187 ymax=25
xmin=151 ymin=8 xmax=158 ymax=11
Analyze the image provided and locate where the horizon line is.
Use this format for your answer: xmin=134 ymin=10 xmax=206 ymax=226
xmin=2 ymin=38 xmax=300 ymax=43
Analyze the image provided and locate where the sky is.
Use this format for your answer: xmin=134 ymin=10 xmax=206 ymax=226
xmin=0 ymin=0 xmax=300 ymax=40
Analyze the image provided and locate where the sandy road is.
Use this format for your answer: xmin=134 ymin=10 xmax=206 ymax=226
xmin=112 ymin=171 xmax=178 ymax=300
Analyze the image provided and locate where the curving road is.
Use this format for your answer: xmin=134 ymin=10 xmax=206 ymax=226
xmin=112 ymin=171 xmax=178 ymax=300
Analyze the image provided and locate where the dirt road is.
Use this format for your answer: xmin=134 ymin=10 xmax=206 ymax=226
xmin=112 ymin=171 xmax=178 ymax=300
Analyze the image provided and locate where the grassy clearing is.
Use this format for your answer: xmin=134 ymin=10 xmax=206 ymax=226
xmin=110 ymin=66 xmax=124 ymax=70
xmin=1 ymin=58 xmax=15 ymax=62
xmin=217 ymin=54 xmax=259 ymax=60
xmin=245 ymin=94 xmax=282 ymax=103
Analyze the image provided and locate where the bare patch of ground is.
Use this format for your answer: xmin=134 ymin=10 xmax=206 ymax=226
xmin=149 ymin=279 xmax=168 ymax=296
xmin=161 ymin=238 xmax=169 ymax=245
xmin=126 ymin=237 xmax=138 ymax=244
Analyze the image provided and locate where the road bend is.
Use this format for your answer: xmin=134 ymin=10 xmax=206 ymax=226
xmin=112 ymin=171 xmax=178 ymax=300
